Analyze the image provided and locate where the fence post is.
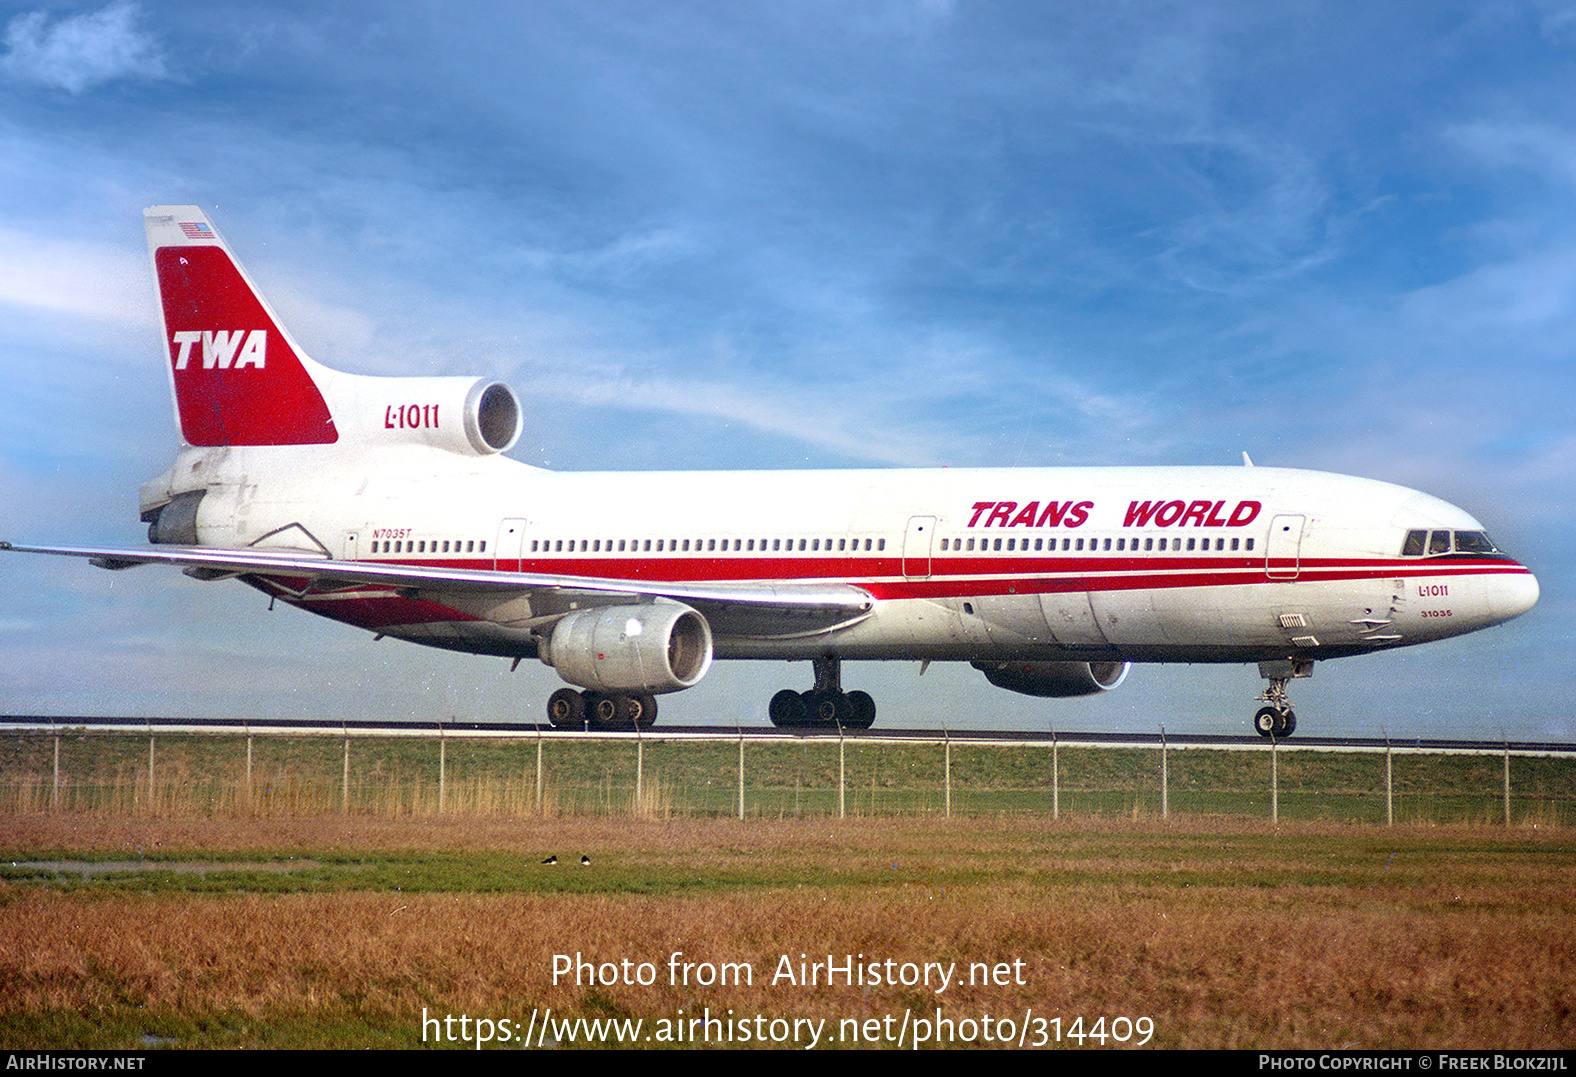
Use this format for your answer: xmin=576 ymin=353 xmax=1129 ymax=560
xmin=944 ymin=736 xmax=952 ymax=819
xmin=1503 ymin=742 xmax=1511 ymax=827
xmin=1052 ymin=733 xmax=1060 ymax=821
xmin=342 ymin=733 xmax=350 ymax=813
xmin=148 ymin=732 xmax=155 ymax=811
xmin=1385 ymin=743 xmax=1393 ymax=826
xmin=635 ymin=731 xmax=644 ymax=816
xmin=1270 ymin=736 xmax=1279 ymax=824
xmin=1160 ymin=725 xmax=1168 ymax=821
xmin=438 ymin=724 xmax=446 ymax=813
xmin=737 ymin=732 xmax=745 ymax=821
xmin=838 ymin=732 xmax=846 ymax=820
xmin=535 ymin=734 xmax=543 ymax=815
xmin=52 ymin=731 xmax=60 ymax=812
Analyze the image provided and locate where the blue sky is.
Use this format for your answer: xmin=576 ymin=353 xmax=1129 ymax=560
xmin=0 ymin=1 xmax=1568 ymax=739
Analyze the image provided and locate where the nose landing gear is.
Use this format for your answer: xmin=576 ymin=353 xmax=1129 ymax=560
xmin=1252 ymin=659 xmax=1312 ymax=738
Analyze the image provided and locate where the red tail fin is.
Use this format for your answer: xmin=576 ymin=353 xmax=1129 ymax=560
xmin=145 ymin=207 xmax=337 ymax=446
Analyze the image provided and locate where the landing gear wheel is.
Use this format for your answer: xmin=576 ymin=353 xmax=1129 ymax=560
xmin=636 ymin=693 xmax=659 ymax=729
xmin=769 ymin=689 xmax=808 ymax=727
xmin=1254 ymin=707 xmax=1280 ymax=738
xmin=619 ymin=693 xmax=658 ymax=729
xmin=1254 ymin=707 xmax=1297 ymax=738
xmin=586 ymin=692 xmax=617 ymax=729
xmin=548 ymin=688 xmax=585 ymax=728
xmin=803 ymin=689 xmax=852 ymax=726
xmin=846 ymin=690 xmax=876 ymax=729
xmin=769 ymin=657 xmax=877 ymax=730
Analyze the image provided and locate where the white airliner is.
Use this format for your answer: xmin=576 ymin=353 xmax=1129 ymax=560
xmin=3 ymin=207 xmax=1540 ymax=736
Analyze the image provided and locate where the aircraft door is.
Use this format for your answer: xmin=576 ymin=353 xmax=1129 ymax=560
xmin=1265 ymin=515 xmax=1305 ymax=580
xmin=902 ymin=515 xmax=936 ymax=580
xmin=496 ymin=518 xmax=526 ymax=572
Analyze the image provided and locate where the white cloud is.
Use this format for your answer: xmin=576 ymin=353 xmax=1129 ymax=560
xmin=1 ymin=1 xmax=166 ymax=94
xmin=0 ymin=226 xmax=150 ymax=325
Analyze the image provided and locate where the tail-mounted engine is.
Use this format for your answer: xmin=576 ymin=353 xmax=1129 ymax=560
xmin=972 ymin=659 xmax=1130 ymax=698
xmin=358 ymin=377 xmax=522 ymax=456
xmin=541 ymin=603 xmax=714 ymax=694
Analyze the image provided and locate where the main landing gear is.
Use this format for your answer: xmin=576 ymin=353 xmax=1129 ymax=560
xmin=547 ymin=687 xmax=658 ymax=730
xmin=1252 ymin=659 xmax=1312 ymax=738
xmin=768 ymin=656 xmax=876 ymax=729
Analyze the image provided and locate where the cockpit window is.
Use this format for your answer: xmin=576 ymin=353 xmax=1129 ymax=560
xmin=1401 ymin=528 xmax=1504 ymax=556
xmin=1454 ymin=530 xmax=1500 ymax=554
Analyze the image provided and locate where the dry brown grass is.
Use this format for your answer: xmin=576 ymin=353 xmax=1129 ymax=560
xmin=1 ymin=814 xmax=1573 ymax=1049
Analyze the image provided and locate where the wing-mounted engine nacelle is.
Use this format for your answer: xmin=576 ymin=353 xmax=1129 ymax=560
xmin=971 ymin=660 xmax=1131 ymax=698
xmin=541 ymin=603 xmax=714 ymax=694
xmin=355 ymin=377 xmax=522 ymax=456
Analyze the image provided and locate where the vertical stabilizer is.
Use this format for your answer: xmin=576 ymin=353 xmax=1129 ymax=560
xmin=144 ymin=206 xmax=337 ymax=446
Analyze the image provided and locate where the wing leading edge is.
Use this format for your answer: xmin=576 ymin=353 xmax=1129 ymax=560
xmin=0 ymin=542 xmax=876 ymax=638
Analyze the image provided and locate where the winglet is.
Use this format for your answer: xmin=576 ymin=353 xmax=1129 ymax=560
xmin=1242 ymin=451 xmax=1254 ymax=467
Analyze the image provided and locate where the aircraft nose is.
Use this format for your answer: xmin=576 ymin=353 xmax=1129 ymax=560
xmin=1491 ymin=569 xmax=1539 ymax=623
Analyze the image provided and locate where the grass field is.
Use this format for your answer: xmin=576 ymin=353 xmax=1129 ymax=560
xmin=1 ymin=732 xmax=1572 ymax=1050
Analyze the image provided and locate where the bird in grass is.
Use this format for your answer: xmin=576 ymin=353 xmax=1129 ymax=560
xmin=541 ymin=855 xmax=557 ymax=865
xmin=580 ymin=855 xmax=591 ymax=866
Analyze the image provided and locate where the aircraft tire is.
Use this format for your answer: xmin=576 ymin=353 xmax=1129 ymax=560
xmin=769 ymin=689 xmax=807 ymax=727
xmin=804 ymin=689 xmax=852 ymax=726
xmin=1253 ymin=707 xmax=1280 ymax=738
xmin=620 ymin=693 xmax=658 ymax=729
xmin=587 ymin=692 xmax=620 ymax=729
xmin=847 ymin=690 xmax=876 ymax=729
xmin=1277 ymin=709 xmax=1297 ymax=737
xmin=548 ymin=688 xmax=585 ymax=728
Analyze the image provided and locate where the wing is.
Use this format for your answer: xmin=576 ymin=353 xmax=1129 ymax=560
xmin=1 ymin=542 xmax=875 ymax=639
